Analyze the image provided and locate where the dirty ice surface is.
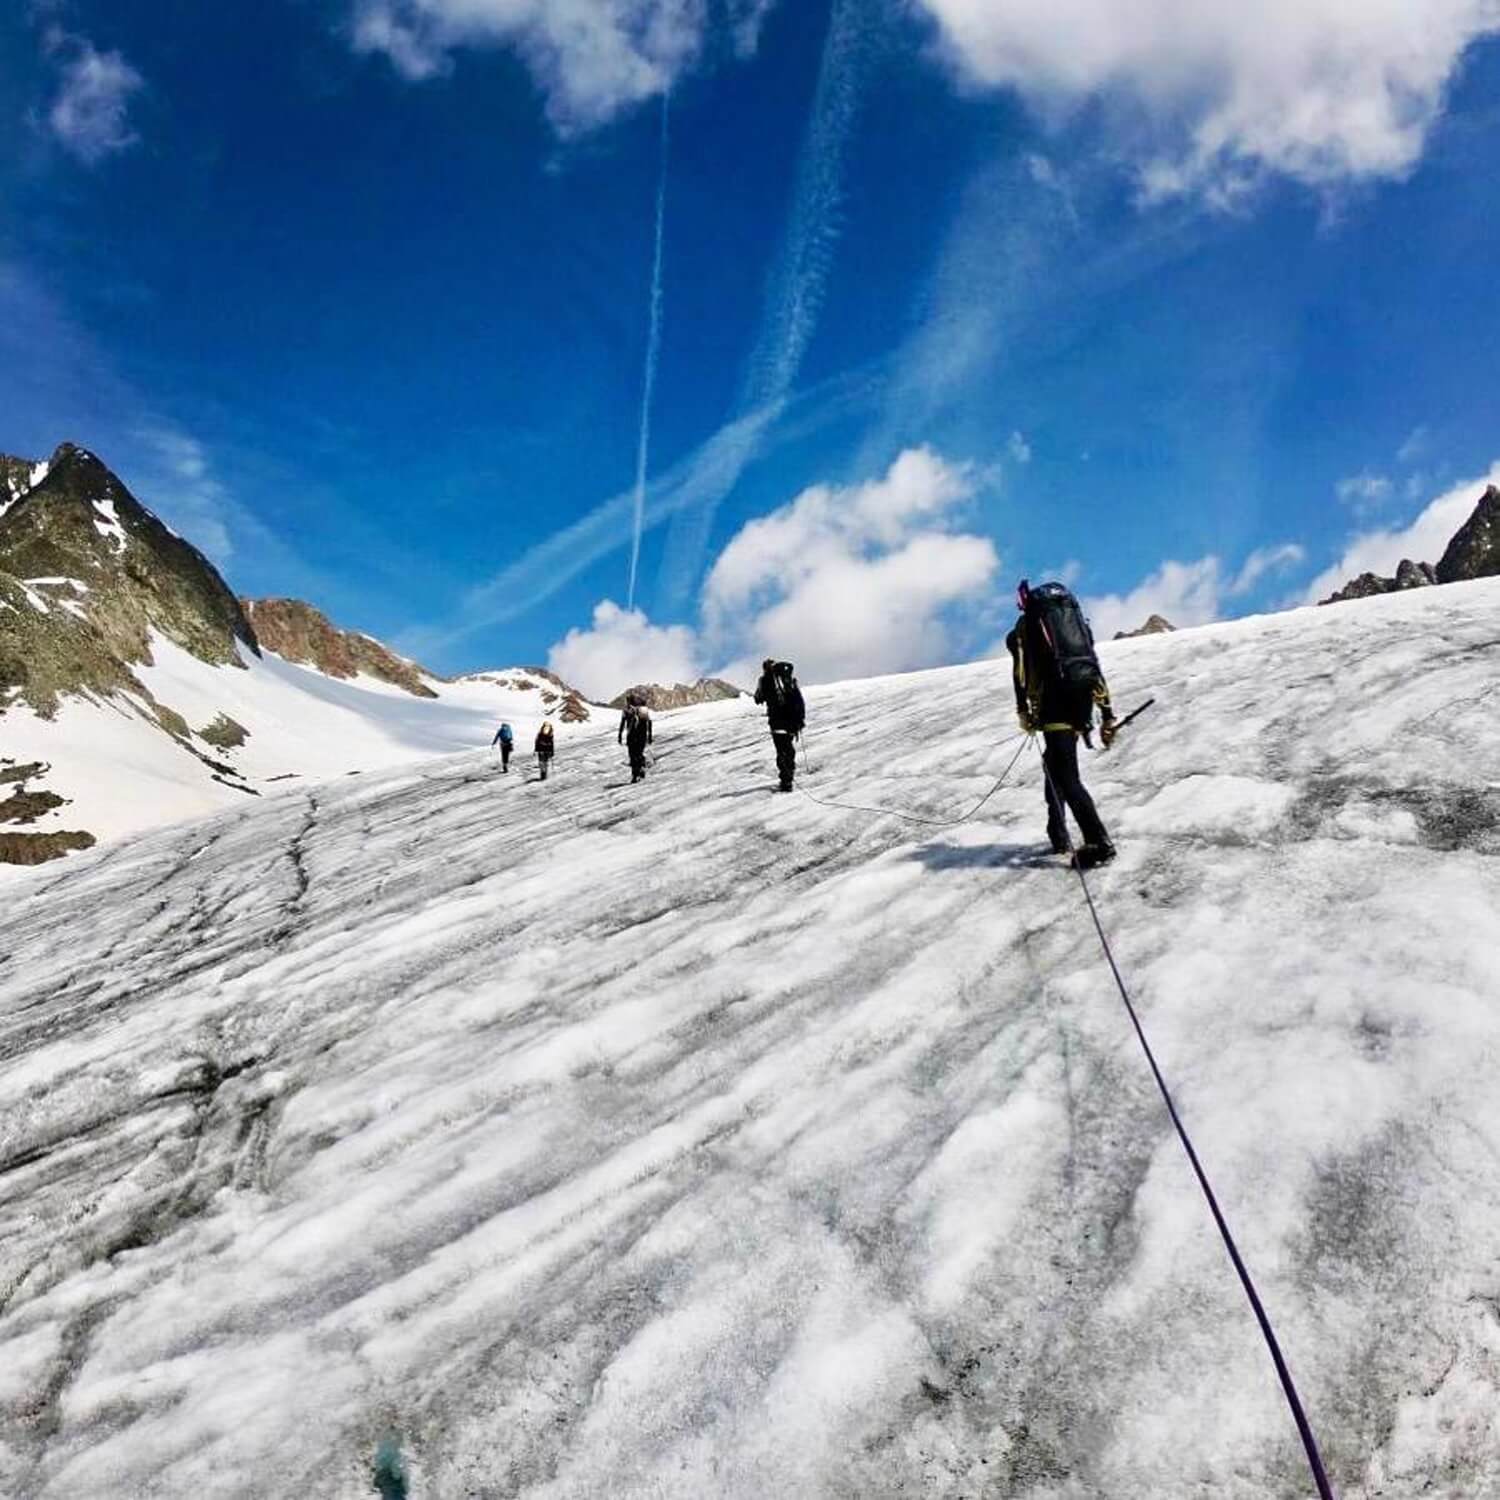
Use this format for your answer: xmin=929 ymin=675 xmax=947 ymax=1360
xmin=2 ymin=581 xmax=1499 ymax=1498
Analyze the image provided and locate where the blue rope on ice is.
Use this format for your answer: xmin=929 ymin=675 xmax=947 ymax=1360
xmin=1036 ymin=738 xmax=1337 ymax=1500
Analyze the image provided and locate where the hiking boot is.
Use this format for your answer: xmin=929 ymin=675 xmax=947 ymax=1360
xmin=1072 ymin=842 xmax=1117 ymax=870
xmin=1048 ymin=833 xmax=1070 ymax=856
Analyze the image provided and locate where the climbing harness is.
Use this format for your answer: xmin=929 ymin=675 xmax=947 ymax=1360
xmin=795 ymin=733 xmax=1031 ymax=828
xmin=1036 ymin=740 xmax=1336 ymax=1500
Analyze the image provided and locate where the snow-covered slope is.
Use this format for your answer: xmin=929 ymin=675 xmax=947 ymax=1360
xmin=2 ymin=581 xmax=1498 ymax=1497
xmin=2 ymin=646 xmax=595 ymax=847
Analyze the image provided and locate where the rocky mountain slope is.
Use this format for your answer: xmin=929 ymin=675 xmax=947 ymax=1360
xmin=457 ymin=668 xmax=592 ymax=722
xmin=1435 ymin=483 xmax=1500 ymax=582
xmin=0 ymin=443 xmax=258 ymax=715
xmin=242 ymin=597 xmax=437 ymax=698
xmin=1 ymin=578 xmax=1497 ymax=1496
xmin=608 ymin=677 xmax=745 ymax=711
xmin=0 ymin=444 xmax=593 ymax=863
xmin=1320 ymin=482 xmax=1499 ymax=603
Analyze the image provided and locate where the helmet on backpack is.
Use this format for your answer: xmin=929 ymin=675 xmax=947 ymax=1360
xmin=1016 ymin=578 xmax=1031 ymax=613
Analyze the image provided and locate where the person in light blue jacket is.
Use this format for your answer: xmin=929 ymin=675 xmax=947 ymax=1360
xmin=491 ymin=721 xmax=515 ymax=772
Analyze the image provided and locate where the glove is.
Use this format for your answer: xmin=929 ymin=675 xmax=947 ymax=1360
xmin=1018 ymin=711 xmax=1038 ymax=735
xmin=1099 ymin=715 xmax=1118 ymax=750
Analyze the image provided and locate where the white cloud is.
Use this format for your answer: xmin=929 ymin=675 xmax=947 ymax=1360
xmin=46 ymin=34 xmax=144 ymax=164
xmin=1008 ymin=430 xmax=1032 ymax=465
xmin=351 ymin=0 xmax=746 ymax=133
xmin=1083 ymin=541 xmax=1304 ymax=637
xmin=912 ymin=0 xmax=1500 ymax=197
xmin=1083 ymin=557 xmax=1226 ymax=640
xmin=548 ymin=448 xmax=1000 ymax=694
xmin=702 ymin=446 xmax=998 ymax=683
xmin=548 ymin=599 xmax=702 ymax=700
xmin=1336 ymin=471 xmax=1395 ymax=512
xmin=1231 ymin=542 xmax=1305 ymax=595
xmin=1304 ymin=463 xmax=1500 ymax=602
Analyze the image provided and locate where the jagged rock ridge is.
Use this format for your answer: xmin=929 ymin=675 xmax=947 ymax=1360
xmin=243 ymin=597 xmax=438 ymax=699
xmin=608 ymin=678 xmax=746 ymax=711
xmin=1320 ymin=559 xmax=1436 ymax=606
xmin=1321 ymin=484 xmax=1500 ymax=605
xmin=1435 ymin=485 xmax=1500 ymax=583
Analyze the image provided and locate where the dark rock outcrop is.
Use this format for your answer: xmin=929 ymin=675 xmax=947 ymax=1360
xmin=1319 ymin=559 xmax=1435 ymax=606
xmin=0 ymin=828 xmax=96 ymax=864
xmin=242 ymin=597 xmax=438 ymax=699
xmin=1112 ymin=615 xmax=1176 ymax=641
xmin=608 ymin=678 xmax=745 ymax=712
xmin=1435 ymin=485 xmax=1500 ymax=583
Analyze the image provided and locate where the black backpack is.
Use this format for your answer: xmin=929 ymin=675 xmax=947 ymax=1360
xmin=1025 ymin=583 xmax=1101 ymax=692
xmin=765 ymin=662 xmax=805 ymax=725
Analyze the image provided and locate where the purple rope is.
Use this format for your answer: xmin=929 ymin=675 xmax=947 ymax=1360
xmin=1036 ymin=739 xmax=1336 ymax=1499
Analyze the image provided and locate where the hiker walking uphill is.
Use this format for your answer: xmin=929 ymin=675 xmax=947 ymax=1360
xmin=754 ymin=659 xmax=806 ymax=792
xmin=491 ymin=721 xmax=515 ymax=772
xmin=534 ymin=720 xmax=556 ymax=781
xmin=1006 ymin=579 xmax=1118 ymax=868
xmin=618 ymin=696 xmax=654 ymax=783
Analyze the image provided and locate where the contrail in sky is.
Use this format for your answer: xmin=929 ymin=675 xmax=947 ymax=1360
xmin=627 ymin=90 xmax=671 ymax=611
xmin=656 ymin=0 xmax=869 ymax=610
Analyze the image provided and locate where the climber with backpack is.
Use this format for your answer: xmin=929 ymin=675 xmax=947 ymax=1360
xmin=491 ymin=721 xmax=515 ymax=772
xmin=534 ymin=720 xmax=556 ymax=781
xmin=618 ymin=694 xmax=654 ymax=783
xmin=1006 ymin=579 xmax=1118 ymax=868
xmin=753 ymin=658 xmax=806 ymax=792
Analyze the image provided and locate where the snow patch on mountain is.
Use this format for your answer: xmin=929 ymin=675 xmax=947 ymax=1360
xmin=2 ymin=637 xmax=600 ymax=849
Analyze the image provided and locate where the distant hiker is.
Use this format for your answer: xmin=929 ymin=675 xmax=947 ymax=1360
xmin=618 ymin=695 xmax=654 ymax=783
xmin=534 ymin=720 xmax=556 ymax=781
xmin=491 ymin=721 xmax=515 ymax=772
xmin=1006 ymin=579 xmax=1118 ymax=868
xmin=753 ymin=658 xmax=806 ymax=792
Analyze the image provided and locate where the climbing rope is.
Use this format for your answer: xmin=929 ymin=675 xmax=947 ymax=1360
xmin=794 ymin=733 xmax=1032 ymax=828
xmin=1036 ymin=739 xmax=1337 ymax=1500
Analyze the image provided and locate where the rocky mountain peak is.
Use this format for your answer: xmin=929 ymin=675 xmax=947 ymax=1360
xmin=1113 ymin=614 xmax=1176 ymax=641
xmin=1435 ymin=485 xmax=1500 ymax=583
xmin=0 ymin=442 xmax=258 ymax=717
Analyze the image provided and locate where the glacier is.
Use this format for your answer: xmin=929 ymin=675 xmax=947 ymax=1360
xmin=2 ymin=580 xmax=1498 ymax=1497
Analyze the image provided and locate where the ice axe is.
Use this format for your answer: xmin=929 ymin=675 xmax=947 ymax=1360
xmin=1099 ymin=697 xmax=1155 ymax=749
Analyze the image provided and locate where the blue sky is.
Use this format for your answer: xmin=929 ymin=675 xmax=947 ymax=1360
xmin=4 ymin=0 xmax=1500 ymax=692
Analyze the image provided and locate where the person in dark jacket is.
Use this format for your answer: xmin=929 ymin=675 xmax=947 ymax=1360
xmin=1006 ymin=581 xmax=1118 ymax=866
xmin=534 ymin=720 xmax=556 ymax=781
xmin=618 ymin=697 xmax=654 ymax=783
xmin=491 ymin=721 xmax=514 ymax=772
xmin=753 ymin=659 xmax=806 ymax=791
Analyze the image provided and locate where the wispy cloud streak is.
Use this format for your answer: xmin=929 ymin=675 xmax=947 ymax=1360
xmin=403 ymin=362 xmax=883 ymax=660
xmin=627 ymin=91 xmax=671 ymax=610
xmin=654 ymin=0 xmax=871 ymax=607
